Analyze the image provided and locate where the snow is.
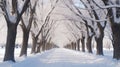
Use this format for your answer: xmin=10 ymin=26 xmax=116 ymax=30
xmin=6 ymin=0 xmax=17 ymax=23
xmin=22 ymin=13 xmax=30 ymax=27
xmin=18 ymin=0 xmax=25 ymax=14
xmin=0 ymin=48 xmax=120 ymax=67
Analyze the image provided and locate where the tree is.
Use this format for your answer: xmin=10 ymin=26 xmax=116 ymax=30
xmin=83 ymin=0 xmax=107 ymax=55
xmin=31 ymin=0 xmax=59 ymax=53
xmin=41 ymin=19 xmax=57 ymax=51
xmin=100 ymin=0 xmax=120 ymax=59
xmin=65 ymin=21 xmax=81 ymax=51
xmin=63 ymin=0 xmax=107 ymax=55
xmin=19 ymin=0 xmax=37 ymax=57
xmin=0 ymin=0 xmax=30 ymax=62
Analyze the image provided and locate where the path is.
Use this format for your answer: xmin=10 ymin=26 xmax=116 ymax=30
xmin=1 ymin=48 xmax=120 ymax=67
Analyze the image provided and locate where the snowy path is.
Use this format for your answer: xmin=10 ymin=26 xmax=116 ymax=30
xmin=0 ymin=48 xmax=120 ymax=67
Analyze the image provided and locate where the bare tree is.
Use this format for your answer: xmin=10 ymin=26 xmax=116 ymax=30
xmin=82 ymin=0 xmax=107 ymax=55
xmin=19 ymin=0 xmax=37 ymax=57
xmin=31 ymin=0 xmax=59 ymax=54
xmin=65 ymin=21 xmax=81 ymax=51
xmin=41 ymin=19 xmax=57 ymax=51
xmin=0 ymin=0 xmax=30 ymax=62
xmin=100 ymin=0 xmax=120 ymax=59
xmin=63 ymin=0 xmax=107 ymax=55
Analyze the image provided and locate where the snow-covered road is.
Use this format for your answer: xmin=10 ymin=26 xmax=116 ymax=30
xmin=0 ymin=48 xmax=120 ymax=67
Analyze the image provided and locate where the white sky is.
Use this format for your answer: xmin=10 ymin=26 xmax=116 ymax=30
xmin=52 ymin=21 xmax=71 ymax=47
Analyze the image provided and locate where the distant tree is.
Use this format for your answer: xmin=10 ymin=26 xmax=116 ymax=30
xmin=31 ymin=0 xmax=59 ymax=53
xmin=41 ymin=20 xmax=57 ymax=52
xmin=65 ymin=21 xmax=81 ymax=51
xmin=63 ymin=0 xmax=107 ymax=55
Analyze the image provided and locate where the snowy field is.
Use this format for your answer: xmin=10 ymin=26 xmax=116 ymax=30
xmin=0 ymin=48 xmax=120 ymax=67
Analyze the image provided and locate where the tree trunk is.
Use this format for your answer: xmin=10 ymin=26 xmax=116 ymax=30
xmin=75 ymin=42 xmax=77 ymax=50
xmin=71 ymin=42 xmax=74 ymax=50
xmin=36 ymin=44 xmax=41 ymax=53
xmin=36 ymin=41 xmax=42 ymax=53
xmin=86 ymin=36 xmax=93 ymax=53
xmin=4 ymin=23 xmax=17 ymax=62
xmin=42 ymin=44 xmax=46 ymax=51
xmin=45 ymin=43 xmax=48 ymax=50
xmin=72 ymin=42 xmax=76 ymax=50
xmin=20 ymin=30 xmax=29 ymax=57
xmin=41 ymin=37 xmax=46 ymax=51
xmin=77 ymin=39 xmax=80 ymax=51
xmin=95 ymin=36 xmax=103 ymax=55
xmin=112 ymin=23 xmax=120 ymax=60
xmin=31 ymin=37 xmax=37 ymax=54
xmin=81 ymin=37 xmax=85 ymax=52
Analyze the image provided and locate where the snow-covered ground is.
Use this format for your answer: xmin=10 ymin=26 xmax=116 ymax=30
xmin=0 ymin=48 xmax=120 ymax=67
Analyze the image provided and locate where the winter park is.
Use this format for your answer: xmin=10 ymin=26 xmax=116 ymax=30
xmin=0 ymin=0 xmax=120 ymax=67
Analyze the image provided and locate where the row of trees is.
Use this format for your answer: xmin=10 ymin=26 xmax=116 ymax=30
xmin=1 ymin=0 xmax=120 ymax=62
xmin=0 ymin=0 xmax=59 ymax=62
xmin=63 ymin=0 xmax=120 ymax=60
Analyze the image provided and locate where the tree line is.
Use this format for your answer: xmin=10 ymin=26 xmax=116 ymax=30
xmin=0 ymin=0 xmax=59 ymax=62
xmin=63 ymin=0 xmax=120 ymax=60
xmin=0 ymin=0 xmax=120 ymax=63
